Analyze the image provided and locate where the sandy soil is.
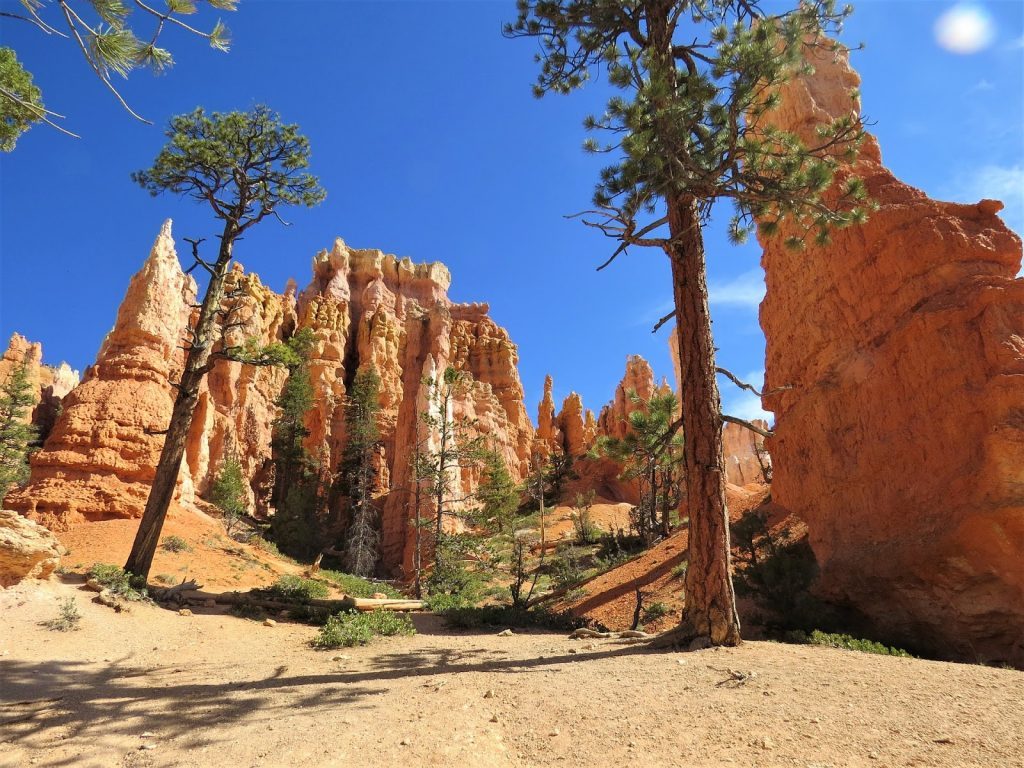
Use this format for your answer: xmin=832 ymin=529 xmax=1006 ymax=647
xmin=56 ymin=507 xmax=304 ymax=591
xmin=2 ymin=578 xmax=1022 ymax=768
xmin=556 ymin=484 xmax=778 ymax=632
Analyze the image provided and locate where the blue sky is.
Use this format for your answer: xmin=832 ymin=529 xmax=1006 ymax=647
xmin=1 ymin=1 xmax=1021 ymax=425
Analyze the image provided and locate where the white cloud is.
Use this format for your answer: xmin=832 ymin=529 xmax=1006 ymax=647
xmin=969 ymin=79 xmax=995 ymax=92
xmin=709 ymin=269 xmax=765 ymax=309
xmin=945 ymin=164 xmax=1024 ymax=236
xmin=935 ymin=4 xmax=996 ymax=54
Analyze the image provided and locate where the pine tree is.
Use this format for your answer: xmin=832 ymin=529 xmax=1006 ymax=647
xmin=416 ymin=366 xmax=485 ymax=589
xmin=507 ymin=0 xmax=869 ymax=648
xmin=596 ymin=390 xmax=684 ymax=545
xmin=474 ymin=449 xmax=519 ymax=534
xmin=123 ymin=107 xmax=325 ymax=580
xmin=0 ymin=361 xmax=38 ymax=506
xmin=340 ymin=366 xmax=383 ymax=577
xmin=1 ymin=0 xmax=235 ymax=137
xmin=0 ymin=47 xmax=44 ymax=151
xmin=209 ymin=452 xmax=247 ymax=536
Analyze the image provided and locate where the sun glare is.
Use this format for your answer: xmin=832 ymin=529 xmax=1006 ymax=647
xmin=935 ymin=3 xmax=996 ymax=54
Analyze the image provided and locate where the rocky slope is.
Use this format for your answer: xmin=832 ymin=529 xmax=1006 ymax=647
xmin=759 ymin=44 xmax=1024 ymax=664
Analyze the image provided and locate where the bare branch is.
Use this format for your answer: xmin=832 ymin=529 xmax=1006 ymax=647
xmin=716 ymin=366 xmax=793 ymax=398
xmin=651 ymin=310 xmax=675 ymax=334
xmin=720 ymin=414 xmax=773 ymax=439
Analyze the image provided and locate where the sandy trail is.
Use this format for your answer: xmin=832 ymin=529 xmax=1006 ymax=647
xmin=1 ymin=579 xmax=1022 ymax=768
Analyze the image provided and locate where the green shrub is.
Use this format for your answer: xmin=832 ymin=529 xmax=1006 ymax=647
xmin=671 ymin=561 xmax=688 ymax=579
xmin=440 ymin=604 xmax=592 ymax=632
xmin=731 ymin=510 xmax=823 ymax=630
xmin=805 ymin=630 xmax=911 ymax=657
xmin=426 ymin=534 xmax=481 ymax=599
xmin=642 ymin=601 xmax=670 ymax=624
xmin=319 ymin=570 xmax=401 ymax=599
xmin=210 ymin=456 xmax=248 ymax=535
xmin=264 ymin=575 xmax=330 ymax=602
xmin=44 ymin=597 xmax=81 ymax=632
xmin=87 ymin=563 xmax=148 ymax=601
xmin=311 ymin=609 xmax=416 ymax=649
xmin=550 ymin=546 xmax=584 ymax=589
xmin=160 ymin=535 xmax=192 ymax=553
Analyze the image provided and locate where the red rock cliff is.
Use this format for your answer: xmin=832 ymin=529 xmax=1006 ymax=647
xmin=759 ymin=45 xmax=1024 ymax=664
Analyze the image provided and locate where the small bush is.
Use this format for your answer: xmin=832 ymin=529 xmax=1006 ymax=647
xmin=264 ymin=575 xmax=330 ymax=602
xmin=311 ymin=609 xmax=416 ymax=649
xmin=44 ymin=597 xmax=81 ymax=631
xmin=87 ymin=563 xmax=148 ymax=601
xmin=642 ymin=601 xmax=670 ymax=624
xmin=210 ymin=456 xmax=248 ymax=535
xmin=550 ymin=546 xmax=584 ymax=589
xmin=160 ymin=535 xmax=192 ymax=553
xmin=319 ymin=570 xmax=401 ymax=599
xmin=671 ymin=561 xmax=688 ymax=579
xmin=804 ymin=630 xmax=911 ymax=658
xmin=441 ymin=604 xmax=591 ymax=632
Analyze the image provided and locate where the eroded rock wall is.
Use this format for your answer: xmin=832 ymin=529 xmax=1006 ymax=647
xmin=759 ymin=44 xmax=1024 ymax=664
xmin=0 ymin=334 xmax=79 ymax=441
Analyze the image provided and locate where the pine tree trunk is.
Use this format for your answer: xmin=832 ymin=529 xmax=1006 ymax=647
xmin=124 ymin=226 xmax=235 ymax=579
xmin=660 ymin=195 xmax=741 ymax=647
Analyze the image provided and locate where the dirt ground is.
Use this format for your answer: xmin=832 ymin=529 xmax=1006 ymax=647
xmin=2 ymin=579 xmax=1022 ymax=768
xmin=55 ymin=507 xmax=305 ymax=592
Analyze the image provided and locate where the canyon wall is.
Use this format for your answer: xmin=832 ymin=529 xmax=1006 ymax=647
xmin=8 ymin=227 xmax=534 ymax=576
xmin=759 ymin=44 xmax=1024 ymax=664
xmin=293 ymin=239 xmax=534 ymax=573
xmin=0 ymin=334 xmax=79 ymax=441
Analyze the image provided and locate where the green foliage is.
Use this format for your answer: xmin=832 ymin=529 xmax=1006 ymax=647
xmin=642 ymin=601 xmax=670 ymax=624
xmin=318 ymin=570 xmax=402 ymax=599
xmin=731 ymin=510 xmax=822 ymax=630
xmin=133 ymin=105 xmax=326 ymax=232
xmin=264 ymin=575 xmax=330 ymax=602
xmin=0 ymin=47 xmax=43 ymax=151
xmin=87 ymin=563 xmax=148 ymax=601
xmin=571 ymin=490 xmax=601 ymax=544
xmin=0 ymin=359 xmax=38 ymax=505
xmin=550 ymin=546 xmax=585 ymax=590
xmin=440 ymin=605 xmax=591 ymax=632
xmin=595 ymin=390 xmax=683 ymax=544
xmin=671 ymin=561 xmax=689 ymax=580
xmin=803 ymin=630 xmax=912 ymax=657
xmin=506 ymin=1 xmax=871 ymax=248
xmin=474 ymin=450 xmax=520 ymax=534
xmin=311 ymin=609 xmax=416 ymax=649
xmin=270 ymin=479 xmax=322 ymax=560
xmin=340 ymin=367 xmax=383 ymax=576
xmin=426 ymin=533 xmax=482 ymax=602
xmin=160 ymin=535 xmax=192 ymax=553
xmin=209 ymin=455 xmax=247 ymax=534
xmin=5 ymin=1 xmax=235 ymax=129
xmin=44 ymin=597 xmax=81 ymax=632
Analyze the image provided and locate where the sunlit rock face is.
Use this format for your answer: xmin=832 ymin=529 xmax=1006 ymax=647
xmin=8 ymin=229 xmax=535 ymax=579
xmin=759 ymin=43 xmax=1024 ymax=665
xmin=294 ymin=239 xmax=533 ymax=574
xmin=0 ymin=333 xmax=79 ymax=441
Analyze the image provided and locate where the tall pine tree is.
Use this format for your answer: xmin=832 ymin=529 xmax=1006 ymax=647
xmin=340 ymin=366 xmax=383 ymax=577
xmin=0 ymin=361 xmax=38 ymax=506
xmin=508 ymin=0 xmax=868 ymax=647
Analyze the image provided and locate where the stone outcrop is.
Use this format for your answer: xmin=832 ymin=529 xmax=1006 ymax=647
xmin=0 ymin=509 xmax=63 ymax=587
xmin=7 ymin=222 xmax=290 ymax=526
xmin=597 ymin=355 xmax=659 ymax=441
xmin=0 ymin=334 xmax=79 ymax=441
xmin=759 ymin=44 xmax=1024 ymax=664
xmin=721 ymin=420 xmax=770 ymax=487
xmin=7 ymin=222 xmax=196 ymax=528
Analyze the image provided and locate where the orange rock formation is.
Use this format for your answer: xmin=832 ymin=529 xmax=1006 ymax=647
xmin=294 ymin=239 xmax=533 ymax=572
xmin=0 ymin=334 xmax=79 ymax=440
xmin=760 ymin=44 xmax=1024 ymax=664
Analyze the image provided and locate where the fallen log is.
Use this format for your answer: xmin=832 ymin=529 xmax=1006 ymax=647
xmin=163 ymin=590 xmax=425 ymax=613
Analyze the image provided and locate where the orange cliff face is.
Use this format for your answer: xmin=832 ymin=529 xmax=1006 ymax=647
xmin=0 ymin=334 xmax=79 ymax=442
xmin=293 ymin=239 xmax=534 ymax=574
xmin=759 ymin=44 xmax=1024 ymax=664
xmin=9 ymin=228 xmax=535 ymax=577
